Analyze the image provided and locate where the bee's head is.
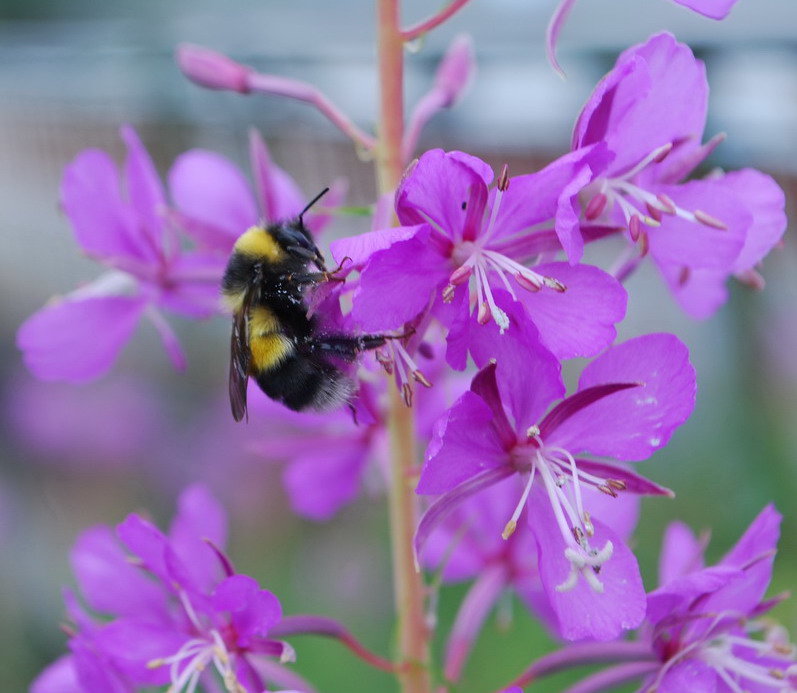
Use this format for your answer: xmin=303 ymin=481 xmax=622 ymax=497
xmin=273 ymin=187 xmax=331 ymax=270
xmin=273 ymin=221 xmax=325 ymax=270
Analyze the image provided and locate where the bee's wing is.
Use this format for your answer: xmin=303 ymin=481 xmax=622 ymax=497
xmin=229 ymin=288 xmax=255 ymax=422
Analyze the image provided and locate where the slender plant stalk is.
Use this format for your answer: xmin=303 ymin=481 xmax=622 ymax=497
xmin=377 ymin=1 xmax=432 ymax=691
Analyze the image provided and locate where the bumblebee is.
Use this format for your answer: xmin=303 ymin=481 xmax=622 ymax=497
xmin=222 ymin=189 xmax=386 ymax=420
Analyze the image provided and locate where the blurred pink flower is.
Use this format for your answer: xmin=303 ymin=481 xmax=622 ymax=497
xmin=17 ymin=126 xmax=223 ymax=383
xmin=169 ymin=129 xmax=345 ymax=253
xmin=6 ymin=374 xmax=162 ymax=470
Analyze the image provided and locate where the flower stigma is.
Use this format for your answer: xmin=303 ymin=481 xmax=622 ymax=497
xmin=433 ymin=163 xmax=567 ymax=332
xmin=649 ymin=612 xmax=797 ymax=692
xmin=504 ymin=434 xmax=619 ymax=593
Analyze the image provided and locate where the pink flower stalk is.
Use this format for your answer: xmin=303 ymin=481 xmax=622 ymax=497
xmin=571 ymin=33 xmax=786 ymax=317
xmin=546 ymin=0 xmax=741 ymax=76
xmin=169 ymin=128 xmax=345 ymax=254
xmin=416 ymin=333 xmax=695 ymax=641
xmin=331 ymin=148 xmax=626 ymax=365
xmin=17 ymin=126 xmax=223 ymax=382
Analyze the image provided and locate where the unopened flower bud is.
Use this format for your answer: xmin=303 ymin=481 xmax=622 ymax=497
xmin=433 ymin=34 xmax=475 ymax=108
xmin=177 ymin=44 xmax=251 ymax=93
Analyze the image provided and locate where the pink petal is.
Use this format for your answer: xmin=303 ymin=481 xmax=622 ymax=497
xmin=648 ymin=180 xmax=749 ymax=271
xmin=700 ymin=505 xmax=782 ymax=620
xmin=545 ymin=0 xmax=579 ymax=77
xmin=492 ymin=144 xmax=612 ymax=264
xmin=488 ymin=320 xmax=566 ymax=433
xmin=658 ymin=521 xmax=706 ymax=586
xmin=31 ymin=655 xmax=81 ymax=693
xmin=415 ymin=466 xmax=515 ymax=560
xmin=518 ymin=262 xmax=627 ymax=360
xmin=672 ymin=0 xmax=738 ymax=19
xmin=551 ymin=333 xmax=696 ymax=461
xmin=159 ymin=249 xmax=226 ymax=318
xmin=350 ymin=226 xmax=450 ymax=331
xmin=655 ymin=265 xmax=729 ymax=320
xmin=646 ymin=565 xmax=742 ymax=625
xmin=330 ymin=224 xmax=425 ymax=268
xmin=60 ymin=149 xmax=148 ymax=263
xmin=214 ymin=576 xmax=282 ymax=642
xmin=719 ymin=169 xmax=787 ymax=272
xmin=417 ymin=391 xmax=509 ymax=495
xmin=169 ymin=149 xmax=258 ymax=250
xmin=283 ymin=439 xmax=370 ymax=520
xmin=248 ymin=129 xmax=307 ymax=223
xmin=120 ymin=125 xmax=167 ymax=253
xmin=143 ymin=309 xmax=187 ymax=372
xmin=96 ymin=619 xmax=186 ymax=685
xmin=444 ymin=564 xmax=507 ymax=682
xmin=657 ymin=659 xmax=718 ymax=693
xmin=168 ymin=484 xmax=228 ymax=593
xmin=396 ymin=149 xmax=491 ymax=235
xmin=71 ymin=526 xmax=168 ymax=620
xmin=17 ymin=295 xmax=146 ymax=383
xmin=116 ymin=514 xmax=170 ymax=585
xmin=70 ymin=642 xmax=132 ymax=693
xmin=577 ymin=34 xmax=708 ymax=176
xmin=530 ymin=487 xmax=646 ymax=641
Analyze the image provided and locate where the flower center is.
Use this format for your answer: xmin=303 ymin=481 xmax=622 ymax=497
xmin=503 ymin=437 xmax=616 ymax=594
xmin=653 ymin=614 xmax=797 ymax=692
xmin=584 ymin=141 xmax=728 ymax=247
xmin=146 ymin=591 xmax=245 ymax=693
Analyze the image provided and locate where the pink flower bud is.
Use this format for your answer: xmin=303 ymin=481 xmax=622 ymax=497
xmin=433 ymin=34 xmax=475 ymax=108
xmin=176 ymin=43 xmax=251 ymax=93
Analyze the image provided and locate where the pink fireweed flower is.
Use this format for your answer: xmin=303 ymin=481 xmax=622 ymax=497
xmin=641 ymin=506 xmax=796 ymax=692
xmin=331 ymin=148 xmax=627 ymax=364
xmin=422 ymin=478 xmax=640 ymax=681
xmin=546 ymin=0 xmax=741 ymax=76
xmin=17 ymin=126 xmax=222 ymax=382
xmin=572 ymin=33 xmax=786 ymax=318
xmin=169 ymin=128 xmax=344 ymax=254
xmin=416 ymin=333 xmax=696 ymax=641
xmin=31 ymin=485 xmax=302 ymax=693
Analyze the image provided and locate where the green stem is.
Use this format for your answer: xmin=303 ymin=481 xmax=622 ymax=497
xmin=377 ymin=1 xmax=432 ymax=691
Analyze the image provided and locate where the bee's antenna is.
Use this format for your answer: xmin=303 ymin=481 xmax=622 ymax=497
xmin=299 ymin=187 xmax=330 ymax=223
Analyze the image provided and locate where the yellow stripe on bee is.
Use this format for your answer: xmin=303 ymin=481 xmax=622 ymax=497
xmin=248 ymin=306 xmax=280 ymax=335
xmin=248 ymin=305 xmax=292 ymax=371
xmin=234 ymin=226 xmax=287 ymax=262
xmin=249 ymin=333 xmax=293 ymax=371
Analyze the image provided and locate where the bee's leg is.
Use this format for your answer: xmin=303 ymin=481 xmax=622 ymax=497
xmin=303 ymin=334 xmax=387 ymax=361
xmin=281 ymin=257 xmax=351 ymax=288
xmin=280 ymin=270 xmax=344 ymax=288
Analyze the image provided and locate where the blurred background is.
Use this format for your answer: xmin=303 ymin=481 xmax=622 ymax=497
xmin=1 ymin=0 xmax=796 ymax=690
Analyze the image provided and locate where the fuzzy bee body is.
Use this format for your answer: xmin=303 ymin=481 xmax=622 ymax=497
xmin=222 ymin=193 xmax=386 ymax=420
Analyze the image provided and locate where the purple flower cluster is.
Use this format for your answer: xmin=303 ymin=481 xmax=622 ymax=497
xmin=21 ymin=19 xmax=793 ymax=693
xmin=31 ymin=486 xmax=299 ymax=693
